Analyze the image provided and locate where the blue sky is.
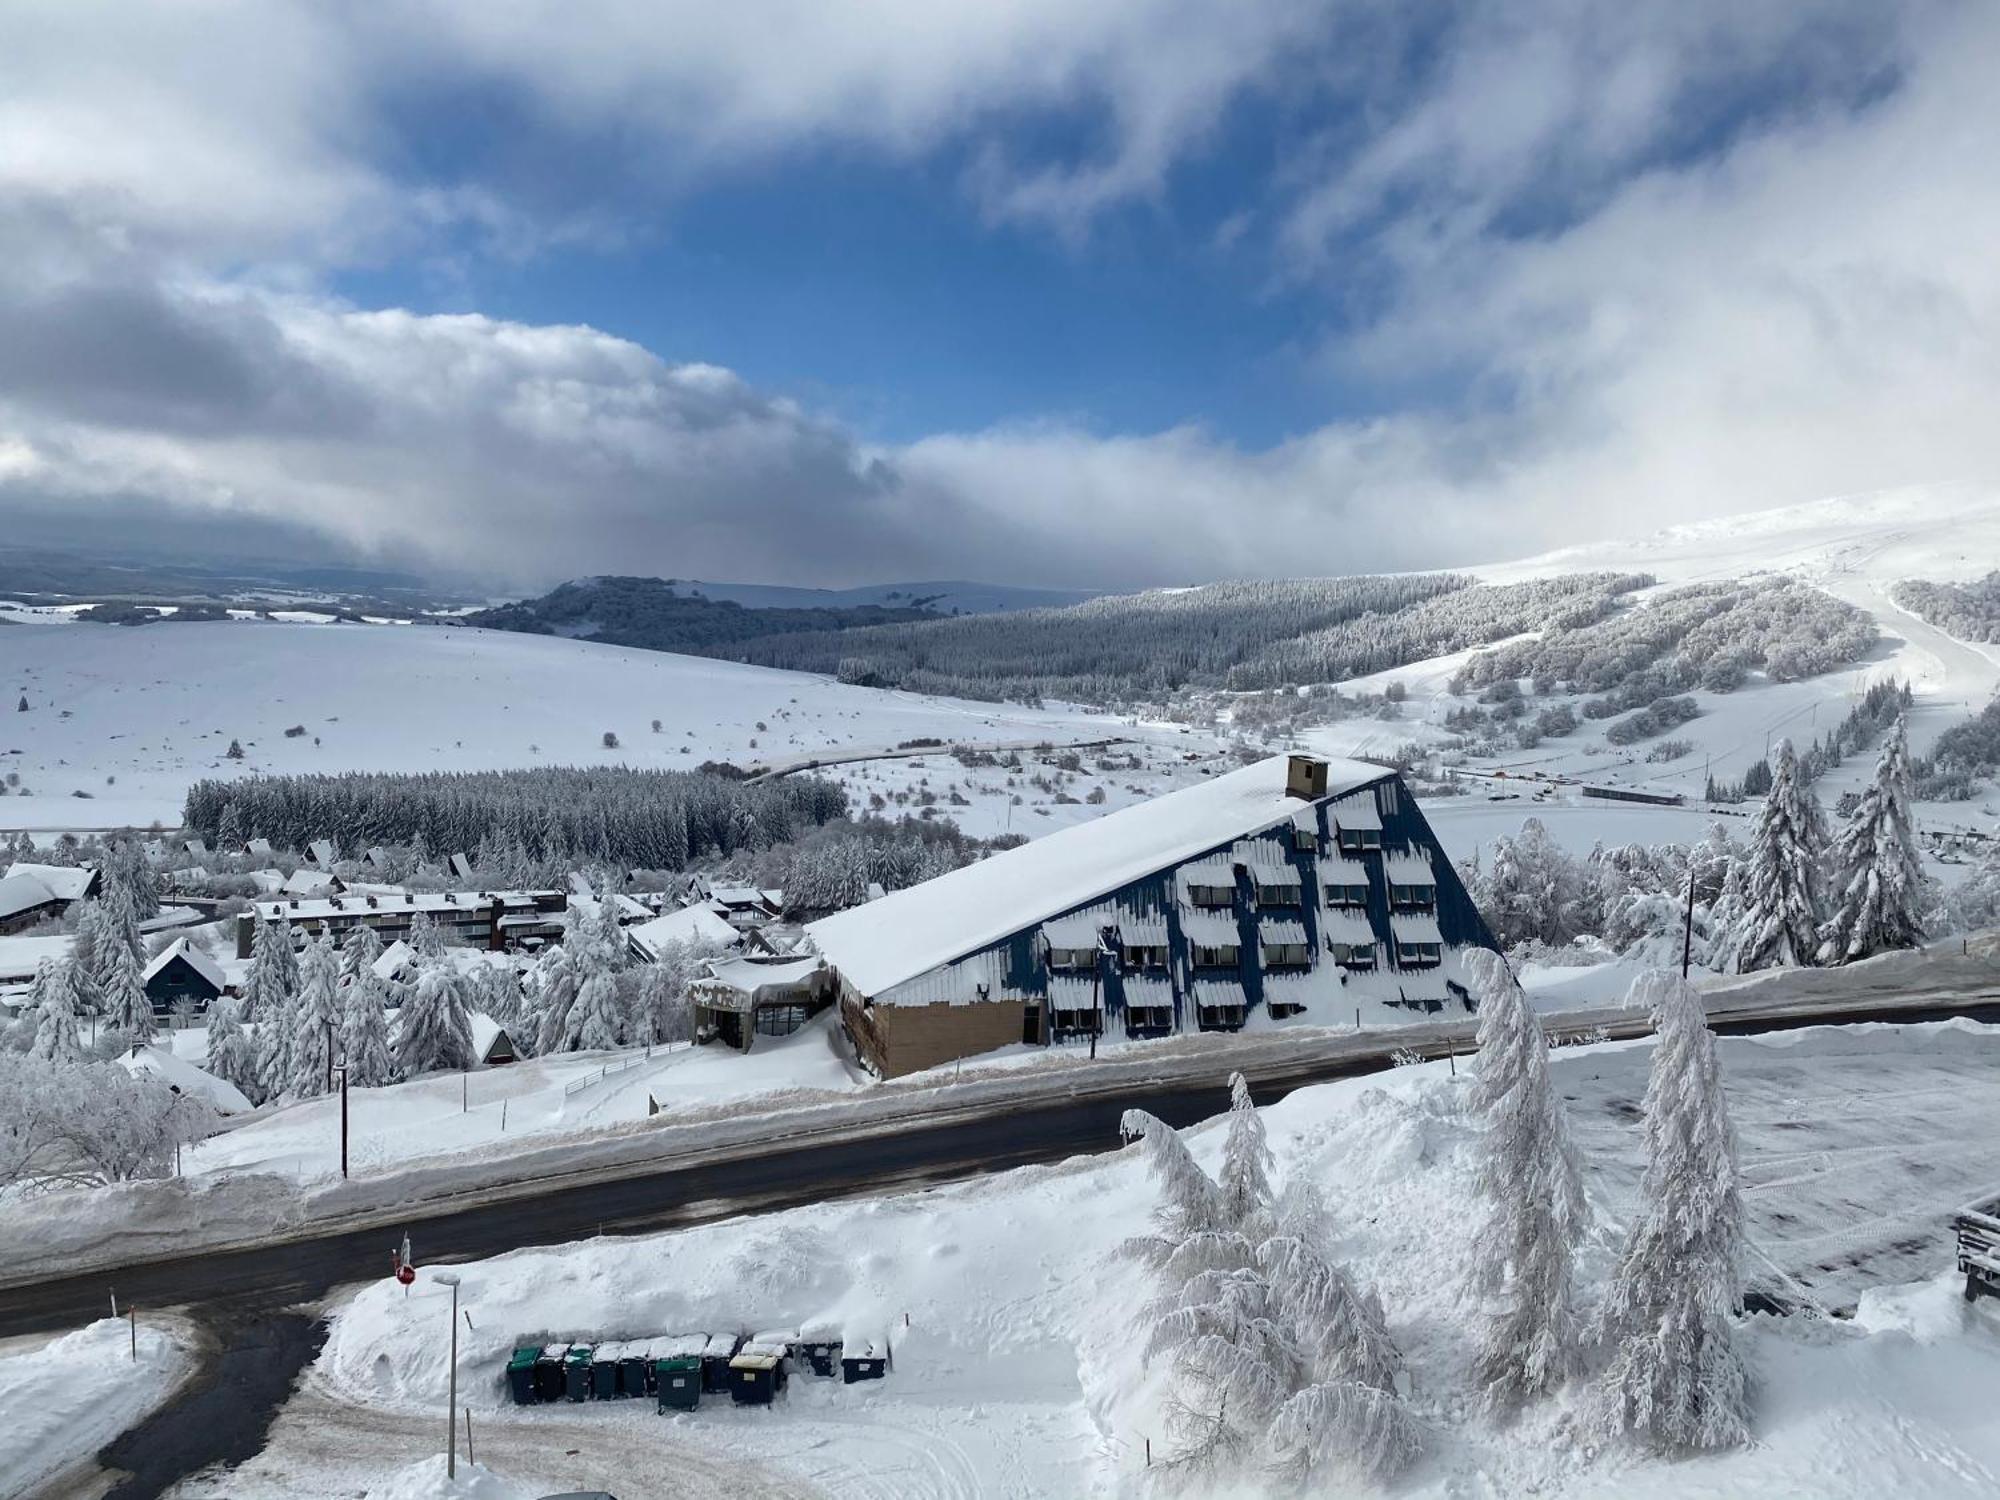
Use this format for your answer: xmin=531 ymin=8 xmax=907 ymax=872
xmin=1 ymin=1 xmax=1993 ymax=591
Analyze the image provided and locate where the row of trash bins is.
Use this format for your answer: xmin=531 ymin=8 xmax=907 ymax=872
xmin=507 ymin=1328 xmax=888 ymax=1411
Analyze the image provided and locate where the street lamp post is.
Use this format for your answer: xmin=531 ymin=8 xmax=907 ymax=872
xmin=433 ymin=1271 xmax=461 ymax=1478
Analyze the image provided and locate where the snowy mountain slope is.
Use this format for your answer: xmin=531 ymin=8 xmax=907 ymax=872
xmin=0 ymin=619 xmax=1207 ymax=833
xmin=1293 ymin=487 xmax=2000 ymax=855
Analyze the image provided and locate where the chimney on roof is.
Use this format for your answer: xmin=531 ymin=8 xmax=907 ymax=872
xmin=1286 ymin=753 xmax=1330 ymax=801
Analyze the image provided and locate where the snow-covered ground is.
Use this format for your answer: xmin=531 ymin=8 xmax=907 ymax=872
xmin=203 ymin=1019 xmax=2000 ymax=1499
xmin=0 ymin=1315 xmax=190 ymax=1498
xmin=0 ymin=616 xmax=1221 ymax=835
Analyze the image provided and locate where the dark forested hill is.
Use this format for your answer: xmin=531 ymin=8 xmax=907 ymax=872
xmin=464 ymin=576 xmax=940 ymax=652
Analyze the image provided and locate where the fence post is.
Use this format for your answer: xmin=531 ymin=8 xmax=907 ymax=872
xmin=129 ymin=1307 xmax=137 ymax=1361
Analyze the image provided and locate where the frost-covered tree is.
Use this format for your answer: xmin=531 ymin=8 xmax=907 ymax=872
xmin=100 ymin=923 xmax=153 ymax=1044
xmin=1218 ymin=1072 xmax=1274 ymax=1227
xmin=239 ymin=915 xmax=297 ymax=1023
xmin=66 ymin=898 xmax=105 ymax=1025
xmin=1477 ymin=819 xmax=1594 ymax=948
xmin=204 ymin=997 xmax=261 ymax=1105
xmin=1703 ymin=859 xmax=1748 ymax=974
xmin=1818 ymin=716 xmax=1924 ymax=963
xmin=570 ymin=967 xmax=626 ymax=1051
xmin=1464 ymin=950 xmax=1586 ymax=1414
xmin=1121 ymin=1100 xmax=1418 ymax=1483
xmin=339 ymin=921 xmax=384 ymax=980
xmin=1596 ymin=969 xmax=1748 ymax=1454
xmin=339 ymin=966 xmax=397 ymax=1088
xmin=288 ymin=933 xmax=342 ymax=1098
xmin=407 ymin=911 xmax=447 ymax=959
xmin=28 ymin=960 xmax=84 ymax=1065
xmin=1730 ymin=739 xmax=1827 ymax=970
xmin=529 ymin=938 xmax=582 ymax=1056
xmin=396 ymin=960 xmax=475 ymax=1077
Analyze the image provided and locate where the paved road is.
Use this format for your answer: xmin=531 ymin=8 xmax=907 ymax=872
xmin=10 ymin=994 xmax=1998 ymax=1496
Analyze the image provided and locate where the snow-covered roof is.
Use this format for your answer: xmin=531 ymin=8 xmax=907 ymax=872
xmin=1243 ymin=859 xmax=1301 ymax=890
xmin=1041 ymin=913 xmax=1108 ymax=950
xmin=699 ymin=954 xmax=823 ymax=997
xmin=1118 ymin=915 xmax=1169 ymax=948
xmin=252 ymin=890 xmax=557 ymax=921
xmin=1 ymin=863 xmax=96 ymax=902
xmin=448 ymin=853 xmax=475 ymax=879
xmin=283 ymin=868 xmax=340 ymax=897
xmin=245 ymin=839 xmax=273 ymax=856
xmin=120 ymin=1044 xmax=252 ymax=1114
xmin=627 ymin=903 xmax=740 ymax=960
xmin=1177 ymin=860 xmax=1237 ymax=894
xmin=372 ymin=940 xmax=416 ymax=980
xmin=469 ymin=1011 xmax=514 ymax=1062
xmin=809 ymin=755 xmax=1385 ymax=999
xmin=1382 ymin=851 xmax=1436 ymax=884
xmin=711 ymin=885 xmax=770 ymax=907
xmin=1328 ymin=792 xmax=1382 ymax=832
xmin=142 ymin=937 xmax=227 ymax=992
xmin=0 ymin=873 xmax=58 ymax=921
xmin=1319 ymin=909 xmax=1377 ymax=945
xmin=1319 ymin=856 xmax=1371 ymax=883
xmin=1393 ymin=913 xmax=1445 ymax=945
xmin=1189 ymin=979 xmax=1248 ymax=1009
xmin=1179 ymin=909 xmax=1244 ymax=948
xmin=306 ymin=839 xmax=337 ymax=866
xmin=1258 ymin=919 xmax=1308 ymax=946
xmin=1121 ymin=975 xmax=1175 ymax=1008
xmin=1047 ymin=974 xmax=1103 ymax=1010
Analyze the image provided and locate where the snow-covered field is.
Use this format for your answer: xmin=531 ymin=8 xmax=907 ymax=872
xmin=0 ymin=1316 xmax=190 ymax=1498
xmin=199 ymin=1019 xmax=2000 ymax=1499
xmin=0 ymin=617 xmax=1221 ymax=836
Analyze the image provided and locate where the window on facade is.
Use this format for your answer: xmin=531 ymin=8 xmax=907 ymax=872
xmin=1389 ymin=883 xmax=1436 ymax=909
xmin=1125 ymin=1006 xmax=1173 ymax=1032
xmin=1398 ymin=941 xmax=1442 ymax=968
xmin=1292 ymin=825 xmax=1317 ymax=851
xmin=1197 ymin=1004 xmax=1247 ymax=1029
xmin=1261 ymin=942 xmax=1309 ymax=969
xmin=1324 ymin=882 xmax=1369 ymax=907
xmin=1048 ymin=947 xmax=1096 ymax=971
xmin=1192 ymin=944 xmax=1240 ymax=968
xmin=1189 ymin=883 xmax=1234 ymax=909
xmin=1255 ymin=882 xmax=1302 ymax=907
xmin=1122 ymin=943 xmax=1168 ymax=968
xmin=1337 ymin=827 xmax=1383 ymax=852
xmin=1331 ymin=942 xmax=1376 ymax=968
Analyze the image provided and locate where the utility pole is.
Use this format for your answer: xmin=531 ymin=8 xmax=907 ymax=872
xmin=337 ymin=1061 xmax=349 ymax=1179
xmin=1680 ymin=864 xmax=1698 ymax=980
xmin=325 ymin=1018 xmax=335 ymax=1097
xmin=434 ymin=1272 xmax=461 ymax=1479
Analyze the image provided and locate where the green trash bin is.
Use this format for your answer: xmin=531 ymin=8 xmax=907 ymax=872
xmin=654 ymin=1348 xmax=702 ymax=1412
xmin=565 ymin=1344 xmax=594 ymax=1402
xmin=507 ymin=1345 xmax=540 ymax=1405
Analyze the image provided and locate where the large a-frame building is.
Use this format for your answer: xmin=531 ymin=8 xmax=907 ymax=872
xmin=808 ymin=753 xmax=1496 ymax=1077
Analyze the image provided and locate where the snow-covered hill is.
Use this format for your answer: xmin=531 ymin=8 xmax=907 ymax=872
xmin=0 ymin=620 xmax=1213 ymax=834
xmin=658 ymin=576 xmax=1097 ymax=614
xmin=1301 ymin=486 xmax=2000 ymax=855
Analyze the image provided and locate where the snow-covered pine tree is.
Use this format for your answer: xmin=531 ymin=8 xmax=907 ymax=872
xmin=239 ymin=916 xmax=297 ymax=1023
xmin=28 ymin=959 xmax=84 ymax=1064
xmin=408 ymin=911 xmax=446 ymax=959
xmin=395 ymin=960 xmax=475 ymax=1077
xmin=1703 ymin=858 xmax=1747 ymax=974
xmin=339 ymin=965 xmax=397 ymax=1087
xmin=288 ymin=933 xmax=342 ymax=1098
xmin=1596 ymin=969 xmax=1748 ymax=1454
xmin=67 ymin=897 xmax=105 ymax=1023
xmin=1463 ymin=949 xmax=1586 ymax=1414
xmin=339 ymin=921 xmax=384 ymax=980
xmin=1818 ymin=715 xmax=1925 ymax=963
xmin=204 ymin=996 xmax=261 ymax=1105
xmin=98 ymin=879 xmax=147 ymax=975
xmin=100 ymin=924 xmax=153 ymax=1043
xmin=1731 ymin=739 xmax=1827 ymax=969
xmin=1218 ymin=1072 xmax=1274 ymax=1227
xmin=569 ymin=968 xmax=625 ymax=1051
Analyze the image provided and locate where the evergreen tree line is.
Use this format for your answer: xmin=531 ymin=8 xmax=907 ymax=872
xmin=709 ymin=572 xmax=1647 ymax=705
xmin=1889 ymin=571 xmax=2000 ymax=643
xmin=182 ymin=766 xmax=849 ymax=874
xmin=1123 ymin=956 xmax=1749 ymax=1482
xmin=1451 ymin=577 xmax=1877 ymax=699
xmin=1472 ymin=723 xmax=1930 ymax=971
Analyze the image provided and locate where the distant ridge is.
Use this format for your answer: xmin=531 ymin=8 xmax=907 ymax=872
xmin=651 ymin=577 xmax=1099 ymax=615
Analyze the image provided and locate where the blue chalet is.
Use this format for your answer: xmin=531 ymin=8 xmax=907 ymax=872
xmin=808 ymin=753 xmax=1496 ymax=1078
